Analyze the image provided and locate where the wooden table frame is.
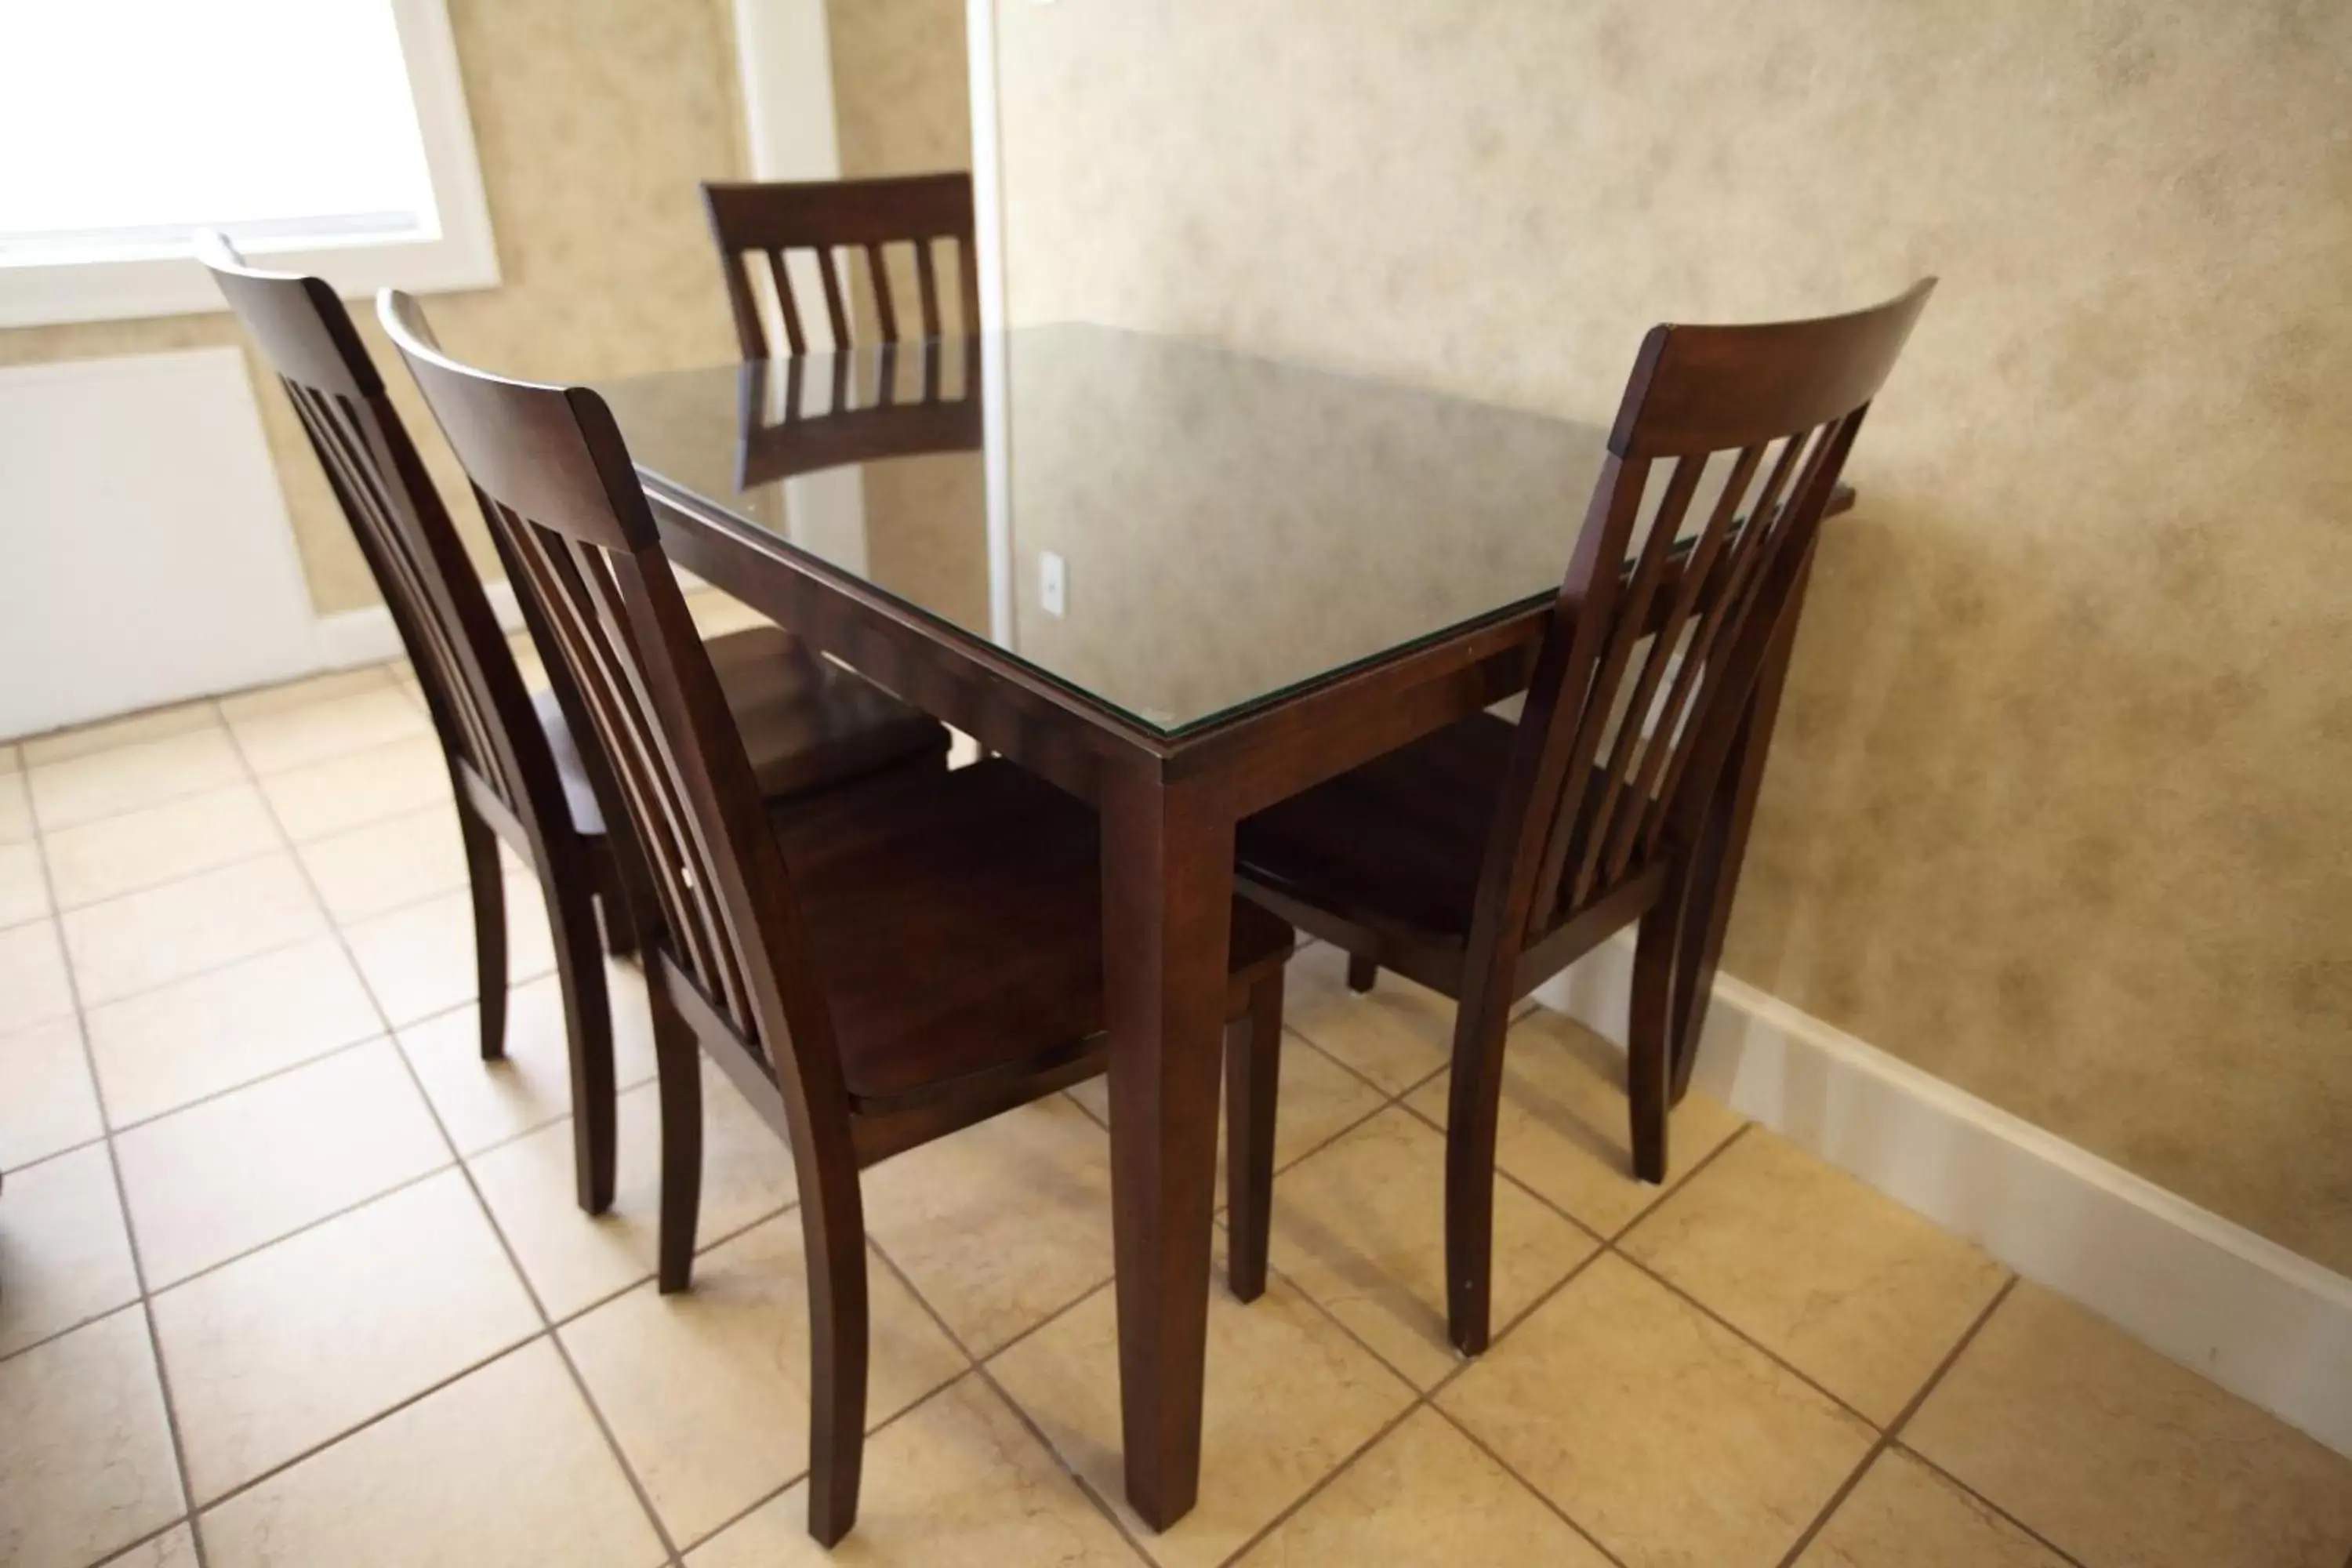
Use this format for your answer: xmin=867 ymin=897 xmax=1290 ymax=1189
xmin=644 ymin=469 xmax=1846 ymax=1529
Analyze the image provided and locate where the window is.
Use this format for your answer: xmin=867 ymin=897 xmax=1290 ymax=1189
xmin=0 ymin=0 xmax=496 ymax=327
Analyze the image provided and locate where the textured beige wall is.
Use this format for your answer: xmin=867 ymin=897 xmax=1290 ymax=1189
xmin=0 ymin=0 xmax=747 ymax=614
xmin=826 ymin=0 xmax=988 ymax=632
xmin=994 ymin=0 xmax=2352 ymax=1269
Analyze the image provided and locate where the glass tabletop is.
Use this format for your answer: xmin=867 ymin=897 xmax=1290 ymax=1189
xmin=594 ymin=323 xmax=1617 ymax=738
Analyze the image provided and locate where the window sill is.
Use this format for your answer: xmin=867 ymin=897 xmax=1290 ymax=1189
xmin=0 ymin=229 xmax=501 ymax=330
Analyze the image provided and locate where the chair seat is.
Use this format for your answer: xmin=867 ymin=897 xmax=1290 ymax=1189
xmin=1236 ymin=713 xmax=1521 ymax=953
xmin=1237 ymin=712 xmax=1649 ymax=971
xmin=773 ymin=758 xmax=1295 ymax=1109
xmin=537 ymin=625 xmax=948 ymax=836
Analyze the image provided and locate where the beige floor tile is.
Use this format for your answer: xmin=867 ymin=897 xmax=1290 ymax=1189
xmin=1237 ymin=1405 xmax=1612 ymax=1567
xmin=1904 ymin=1283 xmax=2352 ymax=1568
xmin=688 ymin=1373 xmax=1142 ymax=1568
xmin=199 ymin=1340 xmax=663 ymax=1568
xmin=21 ymin=700 xmax=220 ymax=768
xmin=1261 ymin=1106 xmax=1596 ymax=1387
xmin=42 ymin=786 xmax=281 ymax=910
xmin=0 ymin=840 xmax=49 ymax=928
xmin=0 ymin=1142 xmax=140 ymax=1357
xmin=99 ymin=1524 xmax=198 ymax=1566
xmin=229 ymin=688 xmax=432 ymax=776
xmin=259 ymin=734 xmax=450 ymax=842
xmin=216 ymin=665 xmax=395 ymax=723
xmin=561 ymin=1214 xmax=967 ymax=1548
xmin=991 ymin=1276 xmax=1416 ymax=1568
xmin=864 ymin=1095 xmax=1115 ymax=1356
xmin=1796 ymin=1450 xmax=2066 ymax=1568
xmin=343 ymin=881 xmax=556 ymax=1026
xmin=1622 ymin=1131 xmax=2009 ymax=1424
xmin=114 ymin=1039 xmax=450 ymax=1287
xmin=28 ymin=726 xmax=248 ymax=832
xmin=0 ymin=771 xmax=30 ymax=844
xmin=400 ymin=960 xmax=659 ymax=1157
xmin=1406 ymin=1009 xmax=1743 ymax=1236
xmin=0 ymin=1017 xmax=102 ymax=1170
xmin=472 ymin=1062 xmax=797 ymax=1320
xmin=61 ymin=854 xmax=327 ymax=1006
xmin=85 ymin=936 xmax=383 ymax=1130
xmin=0 ymin=920 xmax=76 ymax=1039
xmin=1439 ymin=1254 xmax=1873 ymax=1568
xmin=0 ymin=1308 xmax=185 ymax=1568
xmin=1066 ymin=1029 xmax=1390 ymax=1210
xmin=0 ymin=741 xmax=16 ymax=773
xmin=394 ymin=673 xmax=429 ymax=711
xmin=293 ymin=803 xmax=472 ymax=924
xmin=154 ymin=1170 xmax=539 ymax=1502
xmin=1282 ymin=943 xmax=1457 ymax=1095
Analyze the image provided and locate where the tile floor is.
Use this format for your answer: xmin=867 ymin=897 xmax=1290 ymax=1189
xmin=5 ymin=619 xmax=2351 ymax=1568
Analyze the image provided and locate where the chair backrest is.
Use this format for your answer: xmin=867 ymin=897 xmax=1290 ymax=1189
xmin=734 ymin=349 xmax=983 ymax=488
xmin=702 ymin=172 xmax=980 ymax=359
xmin=379 ymin=288 xmax=849 ymax=1126
xmin=200 ymin=234 xmax=553 ymax=828
xmin=1489 ymin=281 xmax=1936 ymax=952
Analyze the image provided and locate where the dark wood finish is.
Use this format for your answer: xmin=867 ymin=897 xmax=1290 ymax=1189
xmin=1223 ymin=967 xmax=1283 ymax=1303
xmin=732 ymin=352 xmax=981 ymax=491
xmin=702 ymin=173 xmax=981 ymax=359
xmin=201 ymin=236 xmax=949 ymax=1218
xmin=1231 ymin=281 xmax=1936 ymax=1354
xmin=604 ymin=294 xmax=1893 ymax=1530
xmin=381 ymin=293 xmax=1294 ymax=1546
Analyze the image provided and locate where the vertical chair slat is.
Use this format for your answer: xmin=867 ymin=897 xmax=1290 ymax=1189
xmin=865 ymin=242 xmax=899 ymax=342
xmin=768 ymin=250 xmax=810 ymax=358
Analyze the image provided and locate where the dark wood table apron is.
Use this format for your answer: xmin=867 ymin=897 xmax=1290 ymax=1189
xmin=619 ymin=335 xmax=1850 ymax=1530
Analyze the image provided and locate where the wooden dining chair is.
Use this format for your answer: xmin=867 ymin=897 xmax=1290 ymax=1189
xmin=1230 ymin=281 xmax=1936 ymax=1355
xmin=202 ymin=236 xmax=951 ymax=1217
xmin=379 ymin=289 xmax=1296 ymax=1545
xmin=701 ymin=172 xmax=979 ymax=359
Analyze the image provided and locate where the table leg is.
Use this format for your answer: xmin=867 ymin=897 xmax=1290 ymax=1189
xmin=1100 ymin=764 xmax=1234 ymax=1531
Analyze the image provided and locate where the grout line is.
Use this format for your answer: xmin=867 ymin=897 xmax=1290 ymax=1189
xmin=546 ymin=1326 xmax=688 ymax=1568
xmin=973 ymin=1359 xmax=1163 ymax=1567
xmin=1219 ymin=1382 xmax=1425 ymax=1566
xmin=665 ymin=1241 xmax=975 ymax=1558
xmin=1889 ymin=1441 xmax=2092 ymax=1568
xmin=539 ymin=1196 xmax=800 ymax=1334
xmin=23 ymin=796 xmax=213 ymax=1567
xmin=1770 ymin=1275 xmax=2025 ymax=1568
xmin=44 ymin=834 xmax=288 ymax=920
xmin=221 ymin=709 xmax=692 ymax=1568
xmin=1428 ymin=1399 xmax=1634 ymax=1567
xmin=1609 ymin=1245 xmax=1886 ymax=1434
xmin=93 ymin=1028 xmax=386 ymax=1141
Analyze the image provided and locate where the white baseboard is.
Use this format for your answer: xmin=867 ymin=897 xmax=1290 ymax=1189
xmin=1534 ymin=933 xmax=2352 ymax=1459
xmin=311 ymin=580 xmax=527 ymax=671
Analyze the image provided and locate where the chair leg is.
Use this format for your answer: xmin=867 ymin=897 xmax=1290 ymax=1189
xmin=1345 ymin=953 xmax=1377 ymax=993
xmin=648 ymin=971 xmax=703 ymax=1294
xmin=1628 ymin=896 xmax=1680 ymax=1186
xmin=456 ymin=796 xmax=507 ymax=1062
xmin=1442 ymin=975 xmax=1515 ymax=1356
xmin=802 ymin=1193 xmax=870 ymax=1545
xmin=544 ymin=856 xmax=618 ymax=1215
xmin=1225 ymin=970 xmax=1284 ymax=1303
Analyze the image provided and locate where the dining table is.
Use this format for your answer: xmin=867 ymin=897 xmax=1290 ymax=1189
xmin=593 ymin=324 xmax=1849 ymax=1530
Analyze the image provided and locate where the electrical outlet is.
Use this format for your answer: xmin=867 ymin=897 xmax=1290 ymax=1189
xmin=1040 ymin=550 xmax=1066 ymax=617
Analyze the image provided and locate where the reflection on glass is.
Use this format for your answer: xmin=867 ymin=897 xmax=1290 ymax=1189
xmin=597 ymin=325 xmax=1621 ymax=735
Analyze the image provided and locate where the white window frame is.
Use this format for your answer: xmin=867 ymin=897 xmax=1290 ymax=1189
xmin=0 ymin=0 xmax=497 ymax=328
